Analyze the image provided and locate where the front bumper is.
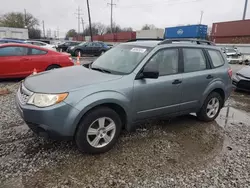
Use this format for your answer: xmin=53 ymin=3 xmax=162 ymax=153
xmin=66 ymin=48 xmax=75 ymax=56
xmin=232 ymin=75 xmax=250 ymax=91
xmin=15 ymin=91 xmax=80 ymax=140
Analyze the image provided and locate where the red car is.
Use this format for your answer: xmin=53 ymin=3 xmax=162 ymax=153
xmin=0 ymin=43 xmax=74 ymax=78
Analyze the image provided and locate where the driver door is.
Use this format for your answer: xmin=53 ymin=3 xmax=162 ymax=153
xmin=133 ymin=48 xmax=183 ymax=121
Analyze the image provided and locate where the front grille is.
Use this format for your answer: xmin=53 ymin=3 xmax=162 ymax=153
xmin=238 ymin=80 xmax=250 ymax=90
xmin=17 ymin=83 xmax=33 ymax=104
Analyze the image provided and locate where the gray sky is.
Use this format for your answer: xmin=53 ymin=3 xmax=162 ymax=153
xmin=0 ymin=0 xmax=249 ymax=37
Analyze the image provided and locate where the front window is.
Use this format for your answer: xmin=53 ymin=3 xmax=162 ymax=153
xmin=79 ymin=42 xmax=87 ymax=46
xmin=0 ymin=46 xmax=28 ymax=56
xmin=146 ymin=49 xmax=179 ymax=76
xmin=92 ymin=44 xmax=151 ymax=74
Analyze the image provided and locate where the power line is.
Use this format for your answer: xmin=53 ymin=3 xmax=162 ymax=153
xmin=107 ymin=0 xmax=116 ymax=33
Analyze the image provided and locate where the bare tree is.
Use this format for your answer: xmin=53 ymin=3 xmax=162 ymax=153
xmin=141 ymin=24 xmax=156 ymax=30
xmin=95 ymin=22 xmax=107 ymax=35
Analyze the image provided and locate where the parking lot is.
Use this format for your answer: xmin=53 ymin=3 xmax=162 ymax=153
xmin=0 ymin=64 xmax=249 ymax=187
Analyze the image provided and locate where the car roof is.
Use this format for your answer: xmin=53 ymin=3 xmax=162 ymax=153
xmin=0 ymin=43 xmax=57 ymax=52
xmin=123 ymin=41 xmax=161 ymax=47
xmin=0 ymin=39 xmax=25 ymax=43
xmin=124 ymin=40 xmax=219 ymax=50
xmin=26 ymin=40 xmax=46 ymax=44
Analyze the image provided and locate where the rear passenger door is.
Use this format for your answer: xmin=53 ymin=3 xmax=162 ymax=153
xmin=22 ymin=48 xmax=49 ymax=75
xmin=180 ymin=48 xmax=214 ymax=112
xmin=83 ymin=42 xmax=92 ymax=55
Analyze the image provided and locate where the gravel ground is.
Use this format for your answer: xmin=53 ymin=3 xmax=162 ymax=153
xmin=1 ymin=76 xmax=250 ymax=187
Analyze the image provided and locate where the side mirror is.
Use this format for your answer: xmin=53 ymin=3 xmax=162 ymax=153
xmin=142 ymin=65 xmax=159 ymax=79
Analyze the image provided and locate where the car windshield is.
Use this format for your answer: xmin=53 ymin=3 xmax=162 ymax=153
xmin=91 ymin=44 xmax=151 ymax=75
xmin=79 ymin=42 xmax=86 ymax=46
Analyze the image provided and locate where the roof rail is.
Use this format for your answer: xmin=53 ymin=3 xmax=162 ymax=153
xmin=158 ymin=39 xmax=215 ymax=46
xmin=127 ymin=38 xmax=164 ymax=42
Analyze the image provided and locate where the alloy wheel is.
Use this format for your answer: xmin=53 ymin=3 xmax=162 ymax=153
xmin=206 ymin=97 xmax=220 ymax=118
xmin=86 ymin=117 xmax=116 ymax=148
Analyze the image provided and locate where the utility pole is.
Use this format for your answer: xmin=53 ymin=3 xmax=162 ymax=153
xmin=81 ymin=17 xmax=84 ymax=39
xmin=86 ymin=0 xmax=93 ymax=41
xmin=57 ymin=27 xmax=59 ymax=39
xmin=243 ymin=0 xmax=249 ymax=20
xmin=42 ymin=20 xmax=45 ymax=38
xmin=24 ymin=9 xmax=27 ymax=28
xmin=75 ymin=6 xmax=83 ymax=40
xmin=199 ymin=11 xmax=204 ymax=25
xmin=107 ymin=0 xmax=116 ymax=33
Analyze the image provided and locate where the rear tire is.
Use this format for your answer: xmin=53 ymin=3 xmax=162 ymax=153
xmin=75 ymin=107 xmax=122 ymax=154
xmin=46 ymin=64 xmax=61 ymax=71
xmin=196 ymin=92 xmax=223 ymax=122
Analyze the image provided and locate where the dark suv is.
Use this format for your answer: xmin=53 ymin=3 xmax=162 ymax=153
xmin=56 ymin=41 xmax=81 ymax=52
xmin=67 ymin=41 xmax=110 ymax=56
xmin=16 ymin=39 xmax=232 ymax=154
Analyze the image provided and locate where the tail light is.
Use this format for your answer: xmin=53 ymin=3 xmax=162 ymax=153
xmin=228 ymin=67 xmax=233 ymax=78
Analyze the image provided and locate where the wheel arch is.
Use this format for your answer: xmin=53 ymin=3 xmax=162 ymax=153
xmin=46 ymin=64 xmax=61 ymax=70
xmin=74 ymin=102 xmax=128 ymax=137
xmin=201 ymin=81 xmax=226 ymax=108
xmin=71 ymin=92 xmax=131 ymax=136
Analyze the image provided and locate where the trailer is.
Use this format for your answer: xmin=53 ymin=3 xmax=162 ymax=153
xmin=164 ymin=25 xmax=208 ymax=39
xmin=136 ymin=29 xmax=165 ymax=39
xmin=0 ymin=27 xmax=29 ymax=39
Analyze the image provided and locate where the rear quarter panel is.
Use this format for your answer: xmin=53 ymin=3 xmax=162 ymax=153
xmin=56 ymin=54 xmax=74 ymax=67
xmin=201 ymin=64 xmax=232 ymax=107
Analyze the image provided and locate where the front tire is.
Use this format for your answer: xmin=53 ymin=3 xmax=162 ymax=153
xmin=75 ymin=107 xmax=122 ymax=154
xmin=197 ymin=92 xmax=223 ymax=122
xmin=75 ymin=50 xmax=82 ymax=57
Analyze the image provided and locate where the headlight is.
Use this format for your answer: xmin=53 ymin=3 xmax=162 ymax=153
xmin=27 ymin=93 xmax=68 ymax=107
xmin=70 ymin=46 xmax=75 ymax=49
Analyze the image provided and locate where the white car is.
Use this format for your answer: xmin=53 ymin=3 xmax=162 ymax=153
xmin=25 ymin=40 xmax=57 ymax=51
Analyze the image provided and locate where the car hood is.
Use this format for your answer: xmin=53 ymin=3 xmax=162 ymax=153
xmin=24 ymin=66 xmax=123 ymax=93
xmin=237 ymin=66 xmax=250 ymax=78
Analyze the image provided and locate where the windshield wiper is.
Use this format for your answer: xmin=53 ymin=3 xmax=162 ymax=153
xmin=91 ymin=66 xmax=111 ymax=74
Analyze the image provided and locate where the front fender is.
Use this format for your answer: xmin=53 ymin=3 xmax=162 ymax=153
xmin=71 ymin=91 xmax=131 ymax=134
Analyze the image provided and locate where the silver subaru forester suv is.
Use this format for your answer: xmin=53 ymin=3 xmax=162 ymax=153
xmin=16 ymin=39 xmax=232 ymax=154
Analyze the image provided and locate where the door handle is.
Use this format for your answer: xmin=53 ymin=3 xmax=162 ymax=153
xmin=172 ymin=79 xmax=182 ymax=85
xmin=207 ymin=75 xmax=213 ymax=79
xmin=20 ymin=58 xmax=31 ymax=61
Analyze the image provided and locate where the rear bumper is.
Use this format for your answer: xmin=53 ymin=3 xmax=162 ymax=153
xmin=15 ymin=94 xmax=80 ymax=140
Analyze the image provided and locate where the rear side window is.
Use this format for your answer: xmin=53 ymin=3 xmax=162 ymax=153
xmin=208 ymin=50 xmax=225 ymax=67
xmin=30 ymin=48 xmax=47 ymax=55
xmin=183 ymin=48 xmax=206 ymax=73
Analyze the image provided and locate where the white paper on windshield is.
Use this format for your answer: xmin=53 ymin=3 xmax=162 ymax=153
xmin=130 ymin=48 xmax=147 ymax=53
